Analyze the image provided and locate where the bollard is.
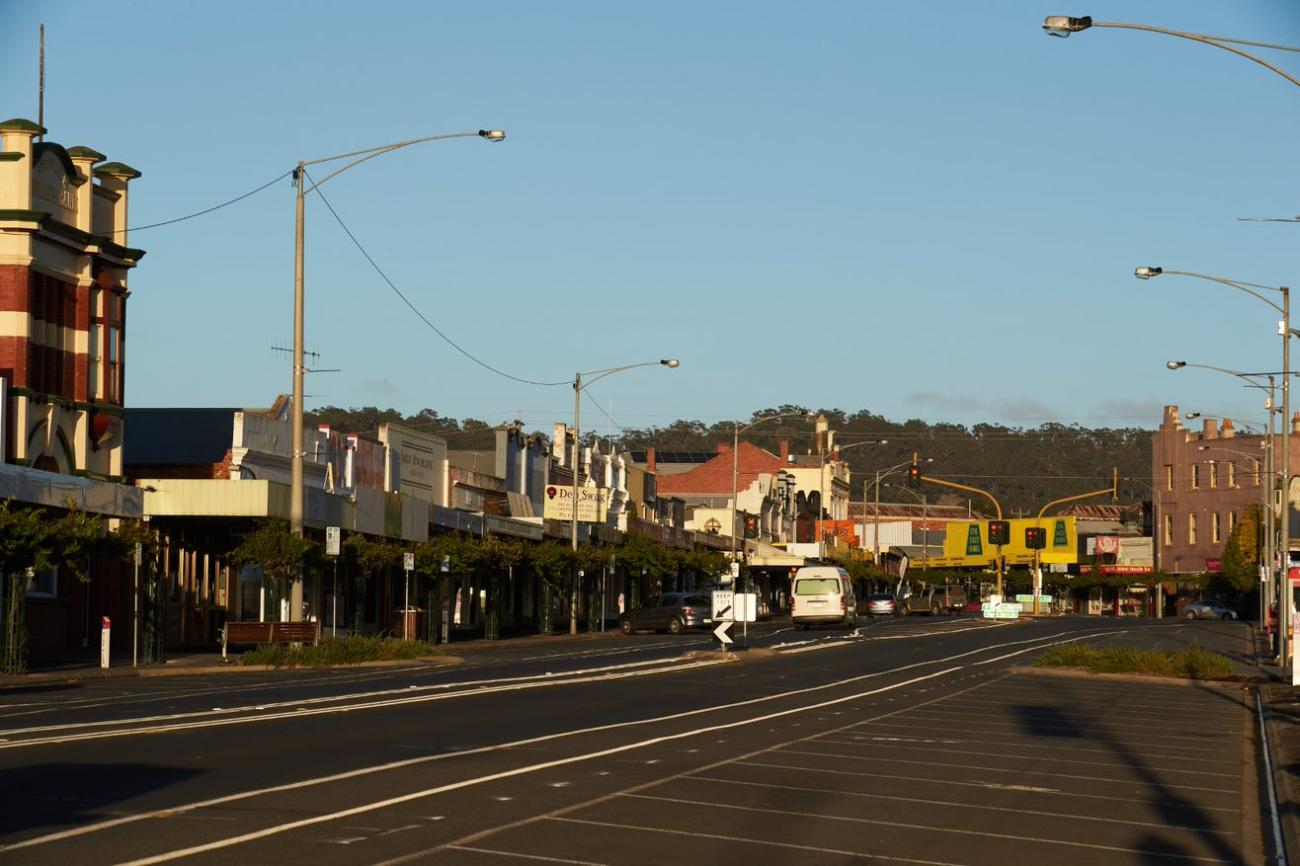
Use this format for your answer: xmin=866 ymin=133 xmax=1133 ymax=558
xmin=100 ymin=616 xmax=111 ymax=670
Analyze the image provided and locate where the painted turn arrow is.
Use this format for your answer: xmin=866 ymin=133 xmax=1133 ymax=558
xmin=713 ymin=620 xmax=734 ymax=646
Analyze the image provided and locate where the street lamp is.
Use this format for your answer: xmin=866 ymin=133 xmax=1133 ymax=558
xmin=885 ymin=482 xmax=929 ymax=576
xmin=286 ymin=128 xmax=505 ymax=620
xmin=569 ymin=359 xmax=679 ymax=634
xmin=818 ymin=439 xmax=888 ymax=559
xmin=729 ymin=411 xmax=816 ymax=581
xmin=1148 ymin=270 xmax=1290 ymax=673
xmin=864 ymin=458 xmax=932 ymax=573
xmin=1170 ymin=359 xmax=1283 ymax=653
xmin=1041 ymin=17 xmax=1300 ymax=90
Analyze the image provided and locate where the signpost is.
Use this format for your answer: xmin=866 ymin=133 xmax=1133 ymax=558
xmin=712 ymin=590 xmax=734 ymax=649
xmin=403 ymin=551 xmax=415 ymax=640
xmin=325 ymin=526 xmax=341 ymax=638
xmin=440 ymin=555 xmax=451 ymax=644
xmin=132 ymin=542 xmax=142 ymax=667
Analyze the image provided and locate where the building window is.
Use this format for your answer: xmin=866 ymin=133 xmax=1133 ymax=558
xmin=1188 ymin=513 xmax=1198 ymax=545
xmin=1228 ymin=462 xmax=1237 ymax=488
xmin=1209 ymin=463 xmax=1218 ymax=488
xmin=1229 ymin=510 xmax=1237 ymax=536
xmin=25 ymin=566 xmax=57 ymax=598
xmin=1164 ymin=465 xmax=1173 ymax=490
xmin=1212 ymin=512 xmax=1221 ymax=544
xmin=1255 ymin=459 xmax=1261 ymax=486
xmin=1164 ymin=514 xmax=1173 ymax=546
xmin=1191 ymin=464 xmax=1200 ymax=489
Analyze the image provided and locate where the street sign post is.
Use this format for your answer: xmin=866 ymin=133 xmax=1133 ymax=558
xmin=712 ymin=590 xmax=734 ymax=650
xmin=100 ymin=616 xmax=111 ymax=669
xmin=132 ymin=542 xmax=142 ymax=668
xmin=326 ymin=526 xmax=341 ymax=638
xmin=402 ymin=552 xmax=415 ymax=640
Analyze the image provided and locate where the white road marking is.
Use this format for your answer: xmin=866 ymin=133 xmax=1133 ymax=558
xmin=733 ymin=760 xmax=1242 ymax=812
xmin=447 ymin=846 xmax=611 ymax=865
xmin=548 ymin=816 xmax=973 ymax=866
xmin=678 ymin=775 xmax=1235 ymax=835
xmin=6 ymin=627 xmax=1113 ymax=858
xmin=613 ymin=794 xmax=1237 ymax=862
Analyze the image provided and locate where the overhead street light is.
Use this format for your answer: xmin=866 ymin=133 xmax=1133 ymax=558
xmin=568 ymin=358 xmax=679 ymax=635
xmin=1042 ymin=16 xmax=1092 ymax=37
xmin=287 ymin=127 xmax=507 ymax=621
xmin=1136 ymin=267 xmax=1163 ymax=280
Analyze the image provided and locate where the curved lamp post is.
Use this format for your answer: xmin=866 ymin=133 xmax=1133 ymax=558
xmin=818 ymin=439 xmax=888 ymax=559
xmin=1148 ymin=271 xmax=1289 ymax=672
xmin=1042 ymin=17 xmax=1300 ymax=89
xmin=569 ymin=359 xmax=679 ymax=634
xmin=1170 ymin=358 xmax=1283 ymax=654
xmin=729 ymin=411 xmax=816 ymax=579
xmin=864 ymin=457 xmax=932 ymax=572
xmin=287 ymin=128 xmax=505 ymax=620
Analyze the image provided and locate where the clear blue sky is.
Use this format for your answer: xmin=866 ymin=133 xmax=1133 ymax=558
xmin=4 ymin=2 xmax=1299 ymax=435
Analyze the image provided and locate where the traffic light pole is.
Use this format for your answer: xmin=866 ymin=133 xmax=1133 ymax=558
xmin=912 ymin=473 xmax=1005 ymax=597
xmin=1029 ymin=470 xmax=1119 ymax=615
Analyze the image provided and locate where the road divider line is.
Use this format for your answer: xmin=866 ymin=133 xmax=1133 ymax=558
xmin=4 ymin=626 xmax=1113 ymax=856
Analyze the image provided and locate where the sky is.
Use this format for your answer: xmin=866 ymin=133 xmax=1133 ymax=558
xmin=4 ymin=1 xmax=1300 ymax=437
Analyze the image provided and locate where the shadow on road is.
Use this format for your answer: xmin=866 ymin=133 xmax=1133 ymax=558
xmin=0 ymin=762 xmax=204 ymax=838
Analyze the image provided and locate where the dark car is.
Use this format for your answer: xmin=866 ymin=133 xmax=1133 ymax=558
xmin=618 ymin=592 xmax=712 ymax=635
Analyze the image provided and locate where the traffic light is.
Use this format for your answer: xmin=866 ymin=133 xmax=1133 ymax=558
xmin=1025 ymin=526 xmax=1046 ymax=550
xmin=743 ymin=513 xmax=759 ymax=539
xmin=988 ymin=520 xmax=1011 ymax=546
xmin=907 ymin=464 xmax=922 ymax=487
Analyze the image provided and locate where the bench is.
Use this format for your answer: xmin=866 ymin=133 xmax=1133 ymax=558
xmin=222 ymin=620 xmax=320 ymax=660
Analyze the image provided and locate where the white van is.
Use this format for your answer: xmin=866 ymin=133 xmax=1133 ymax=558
xmin=790 ymin=566 xmax=857 ymax=630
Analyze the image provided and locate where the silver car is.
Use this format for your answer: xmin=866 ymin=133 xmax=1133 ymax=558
xmin=1183 ymin=600 xmax=1237 ymax=621
xmin=619 ymin=593 xmax=712 ymax=635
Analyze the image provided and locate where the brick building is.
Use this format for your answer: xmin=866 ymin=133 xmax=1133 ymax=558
xmin=1151 ymin=405 xmax=1284 ymax=575
xmin=0 ymin=117 xmax=144 ymax=653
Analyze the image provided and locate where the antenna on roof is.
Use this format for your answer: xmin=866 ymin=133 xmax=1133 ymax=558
xmin=37 ymin=24 xmax=44 ymax=142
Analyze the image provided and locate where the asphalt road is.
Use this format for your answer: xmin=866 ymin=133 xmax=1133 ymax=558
xmin=0 ymin=616 xmax=1271 ymax=865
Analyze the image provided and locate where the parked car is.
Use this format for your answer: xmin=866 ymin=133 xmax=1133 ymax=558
xmin=1183 ymin=600 xmax=1237 ymax=621
xmin=900 ymin=583 xmax=969 ymax=615
xmin=864 ymin=593 xmax=900 ymax=617
xmin=618 ymin=593 xmax=712 ymax=635
xmin=790 ymin=566 xmax=858 ymax=630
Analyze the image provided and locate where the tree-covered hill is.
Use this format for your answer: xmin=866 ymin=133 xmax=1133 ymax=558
xmin=305 ymin=404 xmax=1152 ymax=514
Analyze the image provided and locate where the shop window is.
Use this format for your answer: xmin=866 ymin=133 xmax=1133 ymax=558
xmin=26 ymin=566 xmax=57 ymax=598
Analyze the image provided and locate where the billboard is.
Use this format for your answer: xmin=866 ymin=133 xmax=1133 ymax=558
xmin=938 ymin=517 xmax=1078 ymax=566
xmin=542 ymin=485 xmax=608 ymax=522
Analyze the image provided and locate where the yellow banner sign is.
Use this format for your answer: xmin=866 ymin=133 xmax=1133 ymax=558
xmin=937 ymin=517 xmax=1077 ymax=567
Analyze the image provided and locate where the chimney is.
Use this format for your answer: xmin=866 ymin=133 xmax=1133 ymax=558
xmin=1202 ymin=418 xmax=1218 ymax=439
xmin=646 ymin=447 xmax=657 ymax=473
xmin=779 ymin=440 xmax=789 ymax=463
xmin=1221 ymin=418 xmax=1235 ymax=439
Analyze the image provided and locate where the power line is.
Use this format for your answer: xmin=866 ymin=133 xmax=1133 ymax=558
xmin=104 ymin=170 xmax=293 ymax=234
xmin=303 ymin=168 xmax=570 ymax=389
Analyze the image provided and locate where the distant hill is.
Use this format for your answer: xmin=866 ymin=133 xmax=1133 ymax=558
xmin=305 ymin=404 xmax=1152 ymax=514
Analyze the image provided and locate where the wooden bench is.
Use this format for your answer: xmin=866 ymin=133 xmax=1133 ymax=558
xmin=222 ymin=621 xmax=320 ymax=659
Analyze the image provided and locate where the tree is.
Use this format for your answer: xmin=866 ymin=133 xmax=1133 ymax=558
xmin=0 ymin=501 xmax=113 ymax=673
xmin=344 ymin=533 xmax=404 ymax=633
xmin=230 ymin=520 xmax=316 ymax=621
xmin=1216 ymin=506 xmax=1260 ymax=597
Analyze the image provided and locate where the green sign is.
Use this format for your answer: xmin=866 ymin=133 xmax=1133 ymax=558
xmin=965 ymin=524 xmax=983 ymax=557
xmin=1053 ymin=520 xmax=1068 ymax=547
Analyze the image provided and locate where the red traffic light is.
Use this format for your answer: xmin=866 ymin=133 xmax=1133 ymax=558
xmin=1025 ymin=527 xmax=1046 ymax=550
xmin=988 ymin=520 xmax=1011 ymax=546
xmin=907 ymin=464 xmax=922 ymax=487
